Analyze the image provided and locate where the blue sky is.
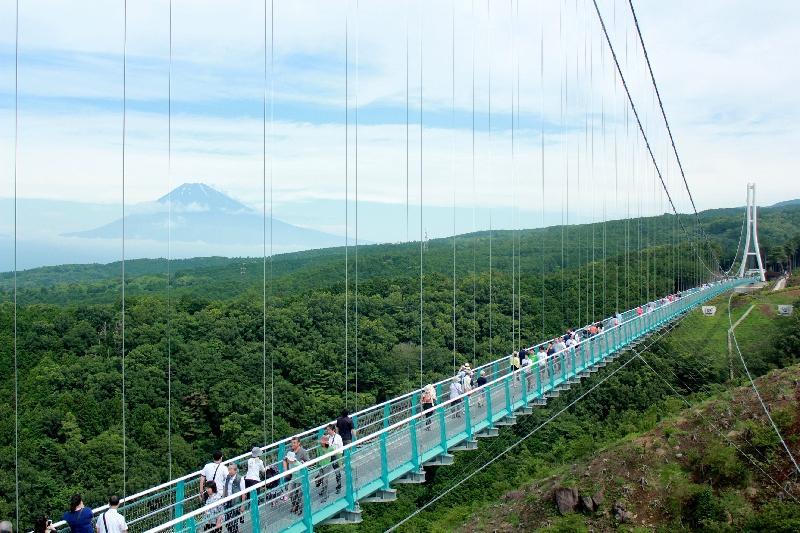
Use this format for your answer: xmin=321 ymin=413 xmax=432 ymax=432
xmin=0 ymin=0 xmax=798 ymax=244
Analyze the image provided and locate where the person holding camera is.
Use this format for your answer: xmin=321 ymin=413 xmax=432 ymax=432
xmin=32 ymin=516 xmax=57 ymax=533
xmin=62 ymin=494 xmax=93 ymax=533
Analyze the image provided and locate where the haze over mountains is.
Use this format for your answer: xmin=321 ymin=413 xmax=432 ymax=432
xmin=65 ymin=183 xmax=344 ymax=247
xmin=0 ymin=183 xmax=346 ymax=269
xmin=0 ymin=182 xmax=798 ymax=271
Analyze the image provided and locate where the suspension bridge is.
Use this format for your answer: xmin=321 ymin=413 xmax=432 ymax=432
xmin=5 ymin=0 xmax=782 ymax=532
xmin=71 ymin=278 xmax=756 ymax=533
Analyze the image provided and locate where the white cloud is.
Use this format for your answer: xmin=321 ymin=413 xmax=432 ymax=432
xmin=0 ymin=0 xmax=798 ymax=219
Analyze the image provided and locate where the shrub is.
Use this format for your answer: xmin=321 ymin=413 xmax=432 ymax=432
xmin=692 ymin=441 xmax=750 ymax=488
xmin=744 ymin=501 xmax=800 ymax=532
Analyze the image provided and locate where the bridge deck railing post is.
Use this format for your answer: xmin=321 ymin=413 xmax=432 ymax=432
xmin=465 ymin=396 xmax=473 ymax=439
xmin=174 ymin=480 xmax=184 ymax=521
xmin=485 ymin=384 xmax=494 ymax=427
xmin=301 ymin=466 xmax=313 ymax=530
xmin=410 ymin=395 xmax=421 ymax=472
xmin=380 ymin=431 xmax=389 ymax=490
xmin=344 ymin=447 xmax=357 ymax=512
xmin=439 ymin=404 xmax=448 ymax=452
xmin=249 ymin=486 xmax=260 ymax=533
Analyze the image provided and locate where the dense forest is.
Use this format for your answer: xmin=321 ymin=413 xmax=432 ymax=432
xmin=1 ymin=204 xmax=799 ymax=528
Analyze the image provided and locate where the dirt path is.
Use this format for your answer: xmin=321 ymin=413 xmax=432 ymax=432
xmin=773 ymin=276 xmax=787 ymax=291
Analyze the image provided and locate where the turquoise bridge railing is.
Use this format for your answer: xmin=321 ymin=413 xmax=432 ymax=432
xmin=142 ymin=278 xmax=750 ymax=533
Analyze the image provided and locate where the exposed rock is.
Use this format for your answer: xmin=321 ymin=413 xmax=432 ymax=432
xmin=592 ymin=490 xmax=605 ymax=508
xmin=612 ymin=502 xmax=634 ymax=523
xmin=503 ymin=490 xmax=524 ymax=501
xmin=554 ymin=487 xmax=579 ymax=515
xmin=580 ymin=495 xmax=596 ymax=513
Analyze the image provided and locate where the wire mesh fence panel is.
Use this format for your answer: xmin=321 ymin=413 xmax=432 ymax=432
xmin=356 ymin=410 xmax=385 ymax=439
xmin=351 ymin=441 xmax=382 ymax=491
xmin=444 ymin=404 xmax=465 ymax=439
xmin=389 ymin=397 xmax=414 ymax=426
xmin=308 ymin=463 xmax=344 ymax=513
xmin=385 ymin=426 xmax=412 ymax=471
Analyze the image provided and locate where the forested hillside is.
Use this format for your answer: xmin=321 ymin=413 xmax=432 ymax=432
xmin=0 ymin=205 xmax=799 ymax=527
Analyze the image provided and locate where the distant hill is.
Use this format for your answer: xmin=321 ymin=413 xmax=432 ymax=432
xmin=65 ymin=183 xmax=345 ymax=248
xmin=770 ymin=198 xmax=800 ymax=208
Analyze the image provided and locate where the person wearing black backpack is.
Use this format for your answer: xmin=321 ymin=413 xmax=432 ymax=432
xmin=200 ymin=451 xmax=226 ymax=503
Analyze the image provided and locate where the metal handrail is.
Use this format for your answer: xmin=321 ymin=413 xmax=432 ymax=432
xmin=145 ymin=278 xmax=746 ymax=532
xmin=46 ymin=279 xmax=733 ymax=531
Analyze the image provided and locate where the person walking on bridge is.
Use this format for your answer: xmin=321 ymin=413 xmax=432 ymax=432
xmin=201 ymin=451 xmax=227 ymax=503
xmin=244 ymin=447 xmax=266 ymax=489
xmin=449 ymin=377 xmax=463 ymax=417
xmin=202 ymin=482 xmax=223 ymax=532
xmin=96 ymin=496 xmax=127 ymax=533
xmin=336 ymin=410 xmax=356 ymax=445
xmin=284 ymin=438 xmax=310 ymax=515
xmin=222 ymin=463 xmax=245 ymax=533
xmin=421 ymin=385 xmax=436 ymax=430
xmin=326 ymin=424 xmax=343 ymax=494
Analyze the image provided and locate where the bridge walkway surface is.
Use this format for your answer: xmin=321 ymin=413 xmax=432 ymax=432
xmin=49 ymin=279 xmax=751 ymax=533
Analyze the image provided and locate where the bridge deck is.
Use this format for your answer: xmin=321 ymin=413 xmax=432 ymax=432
xmin=43 ymin=280 xmax=749 ymax=533
xmin=125 ymin=278 xmax=749 ymax=532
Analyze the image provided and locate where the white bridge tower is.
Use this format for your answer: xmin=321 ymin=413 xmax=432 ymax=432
xmin=737 ymin=182 xmax=766 ymax=281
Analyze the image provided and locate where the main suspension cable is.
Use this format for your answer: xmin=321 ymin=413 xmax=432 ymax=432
xmin=590 ymin=0 xmax=717 ymax=277
xmin=625 ymin=0 xmax=723 ymax=271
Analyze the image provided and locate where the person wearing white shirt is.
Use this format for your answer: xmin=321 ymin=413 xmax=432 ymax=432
xmin=96 ymin=496 xmax=127 ymax=533
xmin=536 ymin=348 xmax=548 ymax=367
xmin=200 ymin=451 xmax=227 ymax=501
xmin=244 ymin=447 xmax=266 ymax=489
xmin=326 ymin=424 xmax=344 ymax=494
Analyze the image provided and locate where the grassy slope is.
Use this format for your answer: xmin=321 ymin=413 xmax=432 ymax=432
xmin=460 ymin=363 xmax=800 ymax=532
xmin=413 ymin=288 xmax=800 ymax=532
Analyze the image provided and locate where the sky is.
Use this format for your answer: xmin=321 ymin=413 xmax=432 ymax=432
xmin=0 ymin=0 xmax=798 ymax=242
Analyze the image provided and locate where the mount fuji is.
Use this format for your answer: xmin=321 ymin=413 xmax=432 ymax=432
xmin=64 ymin=183 xmax=345 ymax=249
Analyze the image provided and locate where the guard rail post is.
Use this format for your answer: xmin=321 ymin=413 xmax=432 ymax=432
xmin=344 ymin=447 xmax=357 ymax=512
xmin=439 ymin=404 xmax=448 ymax=453
xmin=277 ymin=442 xmax=287 ymax=487
xmin=485 ymin=384 xmax=493 ymax=427
xmin=536 ymin=364 xmax=542 ymax=397
xmin=409 ymin=396 xmax=421 ymax=472
xmin=249 ymin=488 xmax=260 ymax=533
xmin=301 ymin=466 xmax=313 ymax=530
xmin=383 ymin=404 xmax=390 ymax=429
xmin=380 ymin=431 xmax=389 ymax=490
xmin=464 ymin=397 xmax=473 ymax=440
xmin=504 ymin=376 xmax=512 ymax=416
xmin=175 ymin=480 xmax=184 ymax=521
